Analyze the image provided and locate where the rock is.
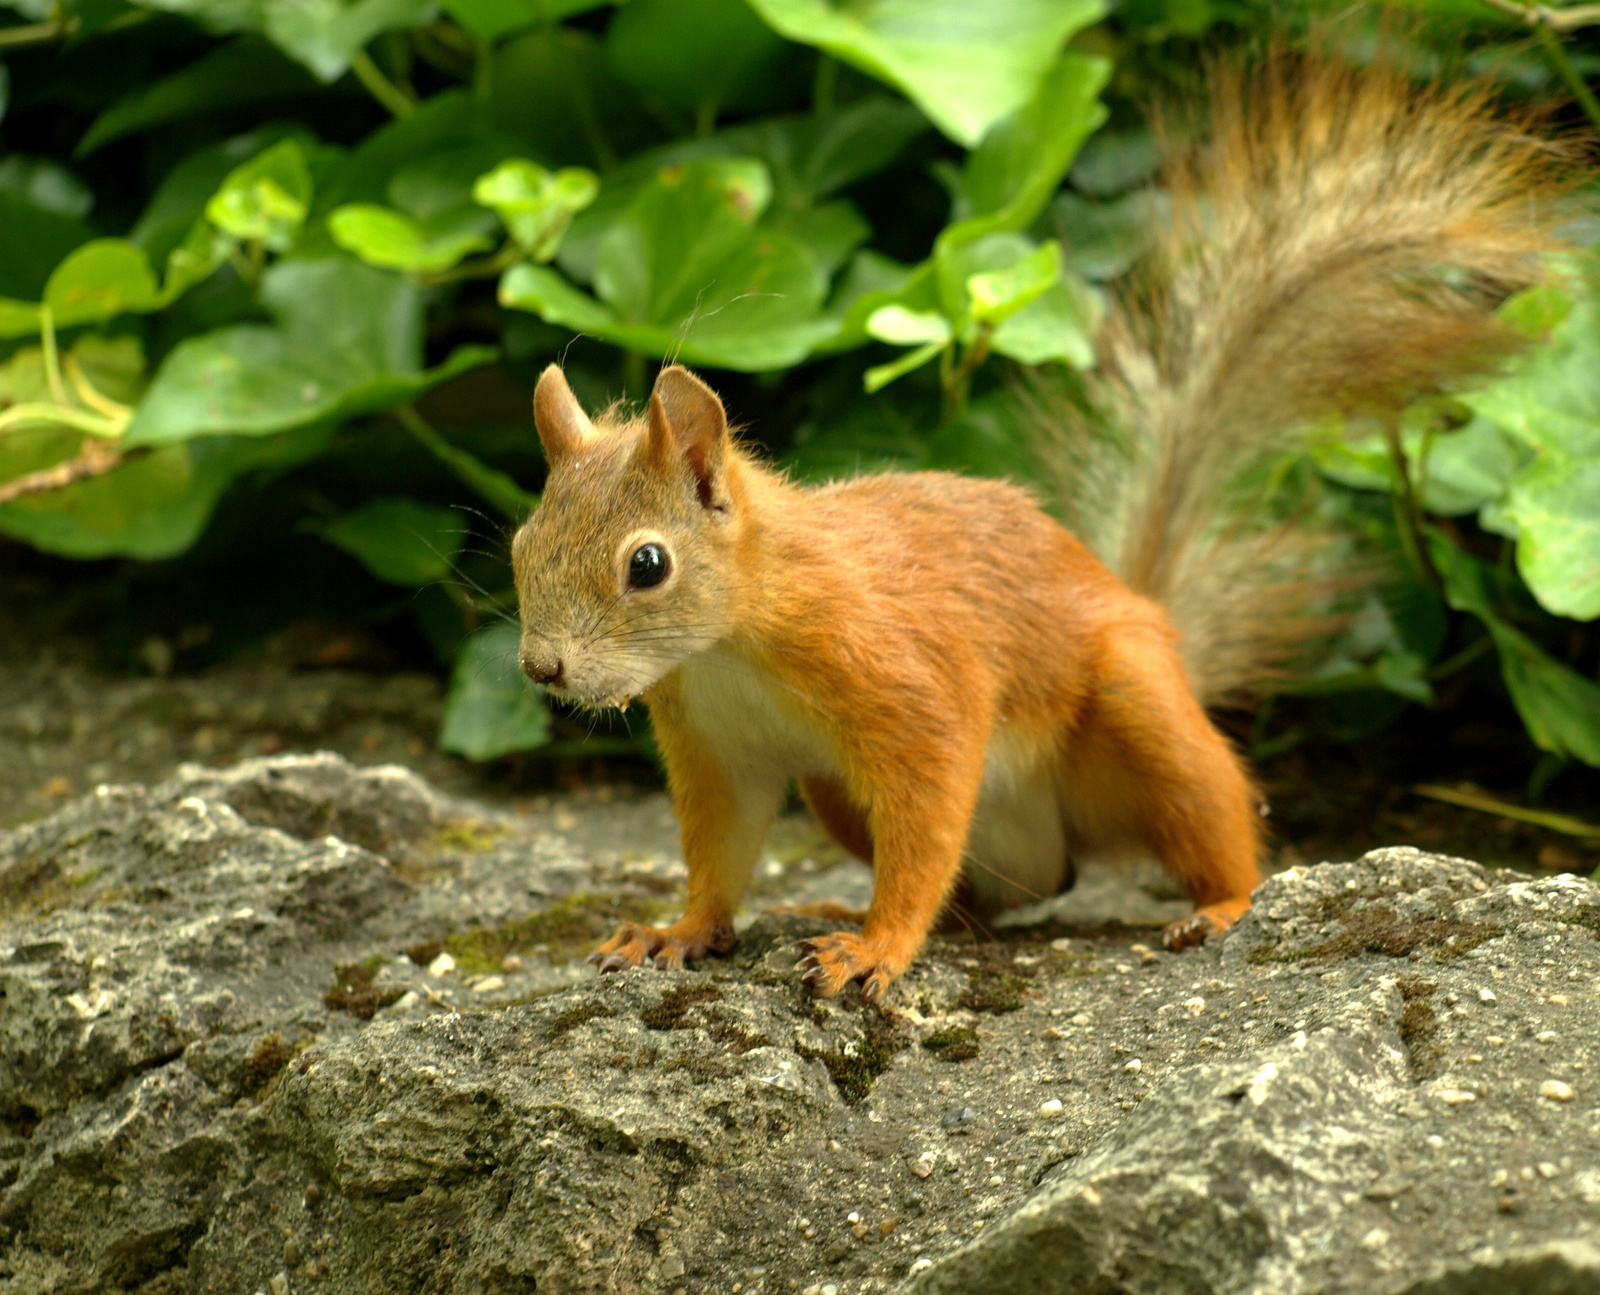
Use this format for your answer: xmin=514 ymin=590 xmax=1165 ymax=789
xmin=3 ymin=771 xmax=1599 ymax=1294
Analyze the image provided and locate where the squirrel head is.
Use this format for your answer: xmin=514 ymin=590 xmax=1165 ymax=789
xmin=510 ymin=363 xmax=743 ymax=709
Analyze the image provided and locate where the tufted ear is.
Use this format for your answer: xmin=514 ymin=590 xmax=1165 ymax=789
xmin=646 ymin=365 xmax=730 ymax=511
xmin=533 ymin=364 xmax=598 ymax=463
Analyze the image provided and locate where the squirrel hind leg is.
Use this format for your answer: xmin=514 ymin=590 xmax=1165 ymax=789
xmin=1063 ymin=637 xmax=1263 ymax=951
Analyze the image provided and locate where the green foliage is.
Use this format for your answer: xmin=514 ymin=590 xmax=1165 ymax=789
xmin=0 ymin=0 xmax=1593 ymax=778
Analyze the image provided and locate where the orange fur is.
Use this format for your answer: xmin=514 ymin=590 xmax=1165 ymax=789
xmin=510 ymin=53 xmax=1569 ymax=1000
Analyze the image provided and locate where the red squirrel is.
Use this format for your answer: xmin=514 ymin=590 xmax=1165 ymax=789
xmin=510 ymin=54 xmax=1565 ymax=1001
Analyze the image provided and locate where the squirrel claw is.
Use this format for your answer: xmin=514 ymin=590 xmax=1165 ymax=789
xmin=1162 ymin=911 xmax=1225 ymax=952
xmin=795 ymin=930 xmax=907 ymax=1001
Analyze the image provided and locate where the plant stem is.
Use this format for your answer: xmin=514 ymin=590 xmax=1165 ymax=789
xmin=1412 ymin=782 xmax=1600 ymax=839
xmin=1532 ymin=19 xmax=1600 ymax=132
xmin=813 ymin=54 xmax=837 ymax=113
xmin=1425 ymin=633 xmax=1495 ymax=680
xmin=1381 ymin=415 xmax=1440 ymax=591
xmin=0 ymin=15 xmax=76 ymax=46
xmin=396 ymin=404 xmax=538 ymax=521
xmin=38 ymin=306 xmax=66 ymax=408
xmin=351 ymin=50 xmax=417 ymax=118
xmin=0 ymin=439 xmax=128 ymax=505
xmin=0 ymin=403 xmax=123 ymax=438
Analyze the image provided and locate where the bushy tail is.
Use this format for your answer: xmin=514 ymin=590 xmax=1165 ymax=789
xmin=1032 ymin=49 xmax=1574 ymax=704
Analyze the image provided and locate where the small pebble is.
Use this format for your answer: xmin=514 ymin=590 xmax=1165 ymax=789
xmin=1437 ymin=1089 xmax=1476 ymax=1105
xmin=1479 ymin=988 xmax=1496 ymax=1003
xmin=1492 ymin=1169 xmax=1509 ymax=1187
xmin=822 ymin=1285 xmax=839 ymax=1295
xmin=1540 ymin=1079 xmax=1575 ymax=1102
xmin=1426 ymin=1135 xmax=1444 ymax=1149
xmin=1050 ymin=938 xmax=1073 ymax=952
xmin=910 ymin=1160 xmax=934 ymax=1178
xmin=1037 ymin=1099 xmax=1064 ymax=1118
xmin=1538 ymin=1162 xmax=1559 ymax=1179
xmin=1129 ymin=943 xmax=1151 ymax=955
xmin=1184 ymin=997 xmax=1205 ymax=1015
xmin=659 ymin=1253 xmax=685 ymax=1279
xmin=878 ymin=1218 xmax=898 ymax=1236
xmin=1547 ymin=993 xmax=1569 ymax=1006
xmin=501 ymin=955 xmax=524 ymax=973
xmin=1361 ymin=1228 xmax=1389 ymax=1250
xmin=1070 ymin=1013 xmax=1091 ymax=1026
xmin=471 ymin=976 xmax=505 ymax=994
xmin=986 ymin=1175 xmax=1003 ymax=1187
xmin=1124 ymin=1059 xmax=1143 ymax=1074
xmin=851 ymin=1223 xmax=870 ymax=1239
xmin=909 ymin=1260 xmax=934 ymax=1275
xmin=847 ymin=1211 xmax=860 ymax=1223
xmin=427 ymin=952 xmax=457 ymax=977
xmin=1487 ymin=1035 xmax=1506 ymax=1047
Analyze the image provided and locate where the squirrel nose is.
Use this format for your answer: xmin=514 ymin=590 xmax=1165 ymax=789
xmin=523 ymin=657 xmax=563 ymax=687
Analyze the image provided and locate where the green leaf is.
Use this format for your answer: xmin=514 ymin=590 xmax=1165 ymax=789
xmin=555 ymin=97 xmax=924 ymax=284
xmin=1459 ymin=268 xmax=1600 ymax=621
xmin=471 ymin=160 xmax=598 ymax=261
xmin=439 ymin=622 xmax=551 ymax=761
xmin=44 ymin=239 xmax=161 ymax=325
xmin=1068 ymin=128 xmax=1161 ymax=198
xmin=0 ymin=193 xmax=93 ymax=304
xmin=1432 ymin=532 xmax=1600 ymax=766
xmin=320 ymin=496 xmax=464 ymax=585
xmin=1050 ymin=189 xmax=1165 ymax=282
xmin=966 ymin=239 xmax=1058 ymax=326
xmin=502 ymin=158 xmax=835 ymax=371
xmin=865 ymin=305 xmax=951 ymax=346
xmin=988 ymin=275 xmax=1097 ymax=368
xmin=205 ymin=138 xmax=312 ymax=251
xmin=955 ymin=54 xmax=1112 ymax=225
xmin=746 ymin=0 xmax=1105 ymax=147
xmin=75 ymin=36 xmax=322 ymax=157
xmin=0 ymin=425 xmax=332 ymax=560
xmin=607 ymin=0 xmax=800 ymax=118
xmin=0 ymin=156 xmax=94 ymax=218
xmin=328 ymin=203 xmax=495 ymax=273
xmin=124 ymin=258 xmax=497 ymax=446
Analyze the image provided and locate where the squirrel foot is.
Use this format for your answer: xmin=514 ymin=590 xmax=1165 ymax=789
xmin=587 ymin=918 xmax=735 ymax=973
xmin=796 ymin=931 xmax=909 ymax=1003
xmin=1162 ymin=898 xmax=1250 ymax=952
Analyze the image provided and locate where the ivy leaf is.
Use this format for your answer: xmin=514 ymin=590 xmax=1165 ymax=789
xmin=439 ymin=622 xmax=551 ymax=760
xmin=328 ymin=203 xmax=495 ymax=274
xmin=0 ymin=425 xmax=332 ymax=560
xmin=45 ymin=239 xmax=161 ymax=325
xmin=205 ymin=138 xmax=312 ymax=250
xmin=1432 ymin=532 xmax=1600 ymax=766
xmin=319 ymin=496 xmax=464 ymax=585
xmin=745 ymin=0 xmax=1105 ymax=147
xmin=471 ymin=160 xmax=598 ymax=261
xmin=501 ymin=158 xmax=834 ymax=371
xmin=124 ymin=258 xmax=496 ymax=446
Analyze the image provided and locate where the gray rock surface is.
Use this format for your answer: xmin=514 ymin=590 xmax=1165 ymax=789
xmin=1 ymin=757 xmax=1597 ymax=1295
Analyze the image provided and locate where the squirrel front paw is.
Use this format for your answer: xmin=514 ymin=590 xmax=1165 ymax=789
xmin=796 ymin=931 xmax=910 ymax=1003
xmin=587 ymin=918 xmax=735 ymax=972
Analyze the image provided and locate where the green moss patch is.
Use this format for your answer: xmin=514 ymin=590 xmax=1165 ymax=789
xmin=1249 ymin=891 xmax=1503 ymax=965
xmin=424 ymin=818 xmax=510 ymax=853
xmin=243 ymin=1033 xmax=298 ymax=1091
xmin=546 ymin=1003 xmax=614 ymax=1039
xmin=641 ymin=983 xmax=724 ymax=1030
xmin=661 ymin=1053 xmax=737 ymax=1083
xmin=922 ymin=1025 xmax=981 ymax=1061
xmin=407 ymin=892 xmax=672 ymax=973
xmin=797 ymin=1008 xmax=909 ymax=1105
xmin=323 ymin=960 xmax=404 ymax=1019
xmin=1396 ymin=975 xmax=1443 ymax=1079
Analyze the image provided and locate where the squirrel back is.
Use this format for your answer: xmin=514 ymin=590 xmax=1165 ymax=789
xmin=1031 ymin=50 xmax=1574 ymax=704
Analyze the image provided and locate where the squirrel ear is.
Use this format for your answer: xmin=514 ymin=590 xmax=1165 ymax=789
xmin=647 ymin=365 xmax=730 ymax=511
xmin=533 ymin=364 xmax=597 ymax=463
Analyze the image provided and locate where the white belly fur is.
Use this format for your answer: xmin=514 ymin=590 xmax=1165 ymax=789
xmin=964 ymin=732 xmax=1069 ymax=910
xmin=673 ymin=652 xmax=836 ymax=789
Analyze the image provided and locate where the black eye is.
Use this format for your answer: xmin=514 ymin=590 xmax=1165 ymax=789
xmin=628 ymin=542 xmax=669 ymax=589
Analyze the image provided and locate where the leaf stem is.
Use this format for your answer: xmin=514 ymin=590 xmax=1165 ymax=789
xmin=38 ymin=307 xmax=66 ymax=407
xmin=1381 ymin=414 xmax=1441 ymax=592
xmin=64 ymin=352 xmax=134 ymax=421
xmin=351 ymin=50 xmax=417 ymax=118
xmin=396 ymin=403 xmax=537 ymax=521
xmin=0 ymin=403 xmax=124 ymax=438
